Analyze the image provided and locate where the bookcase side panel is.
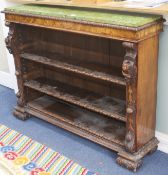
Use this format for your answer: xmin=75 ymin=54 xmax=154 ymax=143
xmin=136 ymin=34 xmax=159 ymax=150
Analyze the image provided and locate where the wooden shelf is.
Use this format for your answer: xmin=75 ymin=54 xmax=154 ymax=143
xmin=21 ymin=52 xmax=125 ymax=86
xmin=27 ymin=95 xmax=126 ymax=149
xmin=24 ymin=78 xmax=126 ymax=122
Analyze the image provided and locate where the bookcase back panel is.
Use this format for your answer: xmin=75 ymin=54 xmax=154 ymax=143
xmin=19 ymin=25 xmax=125 ymax=71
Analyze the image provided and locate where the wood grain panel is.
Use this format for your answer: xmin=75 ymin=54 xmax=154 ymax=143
xmin=136 ymin=35 xmax=159 ymax=150
xmin=5 ymin=14 xmax=163 ymax=42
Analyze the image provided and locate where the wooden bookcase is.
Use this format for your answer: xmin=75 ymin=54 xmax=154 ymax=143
xmin=3 ymin=5 xmax=164 ymax=171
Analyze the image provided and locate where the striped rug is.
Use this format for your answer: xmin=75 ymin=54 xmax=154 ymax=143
xmin=0 ymin=124 xmax=97 ymax=175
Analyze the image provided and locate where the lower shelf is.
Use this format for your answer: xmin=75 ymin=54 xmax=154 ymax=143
xmin=26 ymin=95 xmax=126 ymax=151
xmin=24 ymin=78 xmax=126 ymax=122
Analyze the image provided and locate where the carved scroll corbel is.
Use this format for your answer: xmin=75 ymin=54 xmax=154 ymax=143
xmin=122 ymin=42 xmax=138 ymax=153
xmin=5 ymin=21 xmax=15 ymax=54
xmin=122 ymin=42 xmax=137 ymax=85
xmin=5 ymin=22 xmax=24 ymax=106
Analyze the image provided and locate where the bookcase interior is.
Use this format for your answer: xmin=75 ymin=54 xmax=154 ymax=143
xmin=17 ymin=24 xmax=127 ymax=147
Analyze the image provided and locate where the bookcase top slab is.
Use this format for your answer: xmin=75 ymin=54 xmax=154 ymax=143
xmin=4 ymin=4 xmax=162 ymax=28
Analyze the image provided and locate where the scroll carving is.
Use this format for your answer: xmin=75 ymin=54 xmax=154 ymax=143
xmin=5 ymin=22 xmax=15 ymax=54
xmin=122 ymin=42 xmax=137 ymax=153
xmin=5 ymin=21 xmax=28 ymax=120
xmin=122 ymin=42 xmax=137 ymax=85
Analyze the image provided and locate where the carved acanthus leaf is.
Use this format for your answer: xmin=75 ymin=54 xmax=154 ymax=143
xmin=122 ymin=42 xmax=137 ymax=85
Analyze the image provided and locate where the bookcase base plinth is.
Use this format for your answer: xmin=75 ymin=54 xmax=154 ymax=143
xmin=117 ymin=138 xmax=159 ymax=172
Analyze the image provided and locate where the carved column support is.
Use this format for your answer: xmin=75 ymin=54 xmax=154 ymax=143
xmin=122 ymin=42 xmax=138 ymax=153
xmin=5 ymin=21 xmax=29 ymax=120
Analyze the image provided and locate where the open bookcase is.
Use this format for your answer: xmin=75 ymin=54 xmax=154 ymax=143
xmin=4 ymin=4 xmax=164 ymax=171
xmin=20 ymin=26 xmax=127 ymax=148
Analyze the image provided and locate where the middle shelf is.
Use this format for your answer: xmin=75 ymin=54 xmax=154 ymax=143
xmin=24 ymin=77 xmax=126 ymax=122
xmin=20 ymin=51 xmax=126 ymax=86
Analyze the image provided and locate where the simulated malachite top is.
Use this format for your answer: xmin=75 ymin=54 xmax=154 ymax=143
xmin=4 ymin=4 xmax=162 ymax=28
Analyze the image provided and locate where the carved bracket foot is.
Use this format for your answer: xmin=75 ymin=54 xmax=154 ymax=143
xmin=117 ymin=138 xmax=159 ymax=171
xmin=116 ymin=156 xmax=142 ymax=172
xmin=13 ymin=106 xmax=30 ymax=121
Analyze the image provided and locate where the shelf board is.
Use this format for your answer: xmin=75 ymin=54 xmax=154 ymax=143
xmin=27 ymin=95 xmax=126 ymax=149
xmin=24 ymin=78 xmax=126 ymax=122
xmin=21 ymin=52 xmax=126 ymax=86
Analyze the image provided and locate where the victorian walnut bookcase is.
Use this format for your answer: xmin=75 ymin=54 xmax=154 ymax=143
xmin=3 ymin=4 xmax=164 ymax=171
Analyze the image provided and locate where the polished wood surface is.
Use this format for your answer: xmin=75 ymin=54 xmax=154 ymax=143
xmin=4 ymin=7 xmax=163 ymax=171
xmin=136 ymin=35 xmax=159 ymax=150
xmin=4 ymin=13 xmax=163 ymax=43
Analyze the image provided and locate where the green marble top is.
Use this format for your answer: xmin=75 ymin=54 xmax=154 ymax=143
xmin=4 ymin=4 xmax=162 ymax=28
